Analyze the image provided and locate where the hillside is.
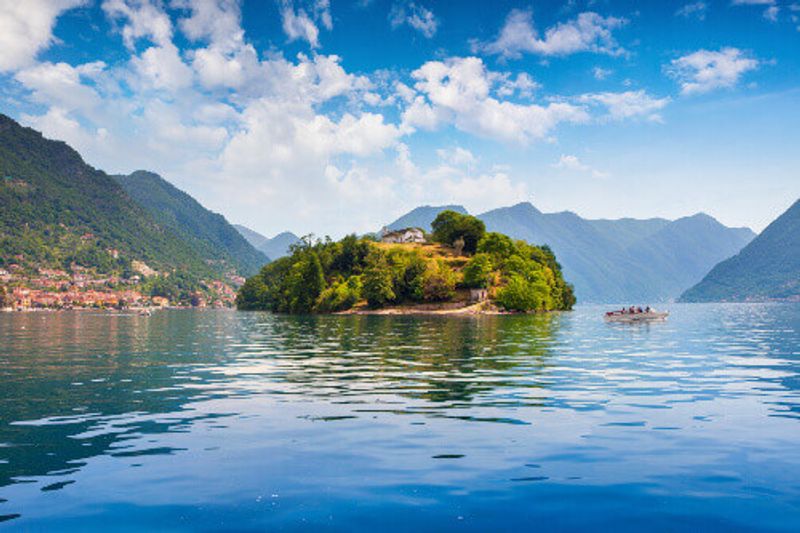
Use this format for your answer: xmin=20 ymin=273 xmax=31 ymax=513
xmin=0 ymin=114 xmax=211 ymax=278
xmin=115 ymin=171 xmax=267 ymax=277
xmin=680 ymin=199 xmax=800 ymax=302
xmin=385 ymin=203 xmax=755 ymax=303
xmin=233 ymin=225 xmax=300 ymax=260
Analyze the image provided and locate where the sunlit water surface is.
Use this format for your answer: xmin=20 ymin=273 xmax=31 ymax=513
xmin=0 ymin=304 xmax=799 ymax=531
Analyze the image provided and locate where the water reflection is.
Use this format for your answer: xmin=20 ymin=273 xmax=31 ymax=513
xmin=0 ymin=305 xmax=798 ymax=530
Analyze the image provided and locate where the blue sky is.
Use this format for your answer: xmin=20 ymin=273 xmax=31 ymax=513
xmin=1 ymin=0 xmax=798 ymax=237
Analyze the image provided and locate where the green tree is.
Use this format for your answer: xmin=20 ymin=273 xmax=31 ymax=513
xmin=286 ymin=251 xmax=325 ymax=313
xmin=431 ymin=210 xmax=486 ymax=254
xmin=462 ymin=253 xmax=494 ymax=288
xmin=477 ymin=232 xmax=517 ymax=259
xmin=496 ymin=274 xmax=547 ymax=312
xmin=362 ymin=249 xmax=395 ymax=308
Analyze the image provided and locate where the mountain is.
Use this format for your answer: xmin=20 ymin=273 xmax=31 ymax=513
xmin=385 ymin=202 xmax=755 ymax=303
xmin=0 ymin=114 xmax=211 ymax=277
xmin=680 ymin=199 xmax=800 ymax=302
xmin=233 ymin=224 xmax=269 ymax=251
xmin=385 ymin=205 xmax=468 ymax=232
xmin=233 ymin=225 xmax=300 ymax=260
xmin=115 ymin=171 xmax=267 ymax=277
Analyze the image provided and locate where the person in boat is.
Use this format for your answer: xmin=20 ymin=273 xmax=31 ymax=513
xmin=645 ymin=306 xmax=651 ymax=313
xmin=637 ymin=306 xmax=643 ymax=313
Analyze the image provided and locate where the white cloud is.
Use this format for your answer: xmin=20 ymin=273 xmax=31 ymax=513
xmin=668 ymin=47 xmax=759 ymax=95
xmin=278 ymin=0 xmax=332 ymax=48
xmin=132 ymin=43 xmax=194 ymax=91
xmin=102 ymin=0 xmax=173 ymax=48
xmin=0 ymin=0 xmax=86 ymax=72
xmin=436 ymin=147 xmax=476 ymax=167
xmin=731 ymin=0 xmax=774 ymax=5
xmin=552 ymin=154 xmax=607 ymax=178
xmin=478 ymin=9 xmax=627 ymax=59
xmin=592 ymin=67 xmax=612 ymax=80
xmin=407 ymin=57 xmax=588 ymax=143
xmin=676 ymin=2 xmax=708 ymax=20
xmin=389 ymin=2 xmax=439 ymax=38
xmin=578 ymin=90 xmax=670 ymax=122
xmin=763 ymin=5 xmax=779 ymax=21
xmin=15 ymin=61 xmax=105 ymax=112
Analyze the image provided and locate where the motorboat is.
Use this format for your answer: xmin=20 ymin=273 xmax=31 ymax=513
xmin=604 ymin=308 xmax=668 ymax=322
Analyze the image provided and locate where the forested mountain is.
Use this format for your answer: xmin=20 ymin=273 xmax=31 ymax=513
xmin=680 ymin=199 xmax=800 ymax=302
xmin=233 ymin=225 xmax=300 ymax=260
xmin=115 ymin=171 xmax=267 ymax=276
xmin=0 ymin=114 xmax=211 ymax=277
xmin=385 ymin=202 xmax=755 ymax=303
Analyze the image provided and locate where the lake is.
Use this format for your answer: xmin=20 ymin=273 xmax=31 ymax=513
xmin=0 ymin=304 xmax=798 ymax=531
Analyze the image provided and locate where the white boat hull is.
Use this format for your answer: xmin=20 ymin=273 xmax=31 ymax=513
xmin=604 ymin=311 xmax=669 ymax=323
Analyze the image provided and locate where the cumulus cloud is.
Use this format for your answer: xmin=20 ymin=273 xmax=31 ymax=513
xmin=389 ymin=1 xmax=439 ymax=38
xmin=0 ymin=0 xmax=87 ymax=72
xmin=667 ymin=47 xmax=759 ymax=95
xmin=676 ymin=2 xmax=708 ymax=20
xmin=406 ymin=57 xmax=588 ymax=143
xmin=552 ymin=154 xmax=607 ymax=178
xmin=477 ymin=9 xmax=627 ymax=59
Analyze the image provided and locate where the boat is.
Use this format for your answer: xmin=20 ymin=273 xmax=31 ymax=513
xmin=604 ymin=308 xmax=668 ymax=323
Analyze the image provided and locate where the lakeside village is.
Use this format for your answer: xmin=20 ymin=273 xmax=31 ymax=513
xmin=0 ymin=252 xmax=241 ymax=312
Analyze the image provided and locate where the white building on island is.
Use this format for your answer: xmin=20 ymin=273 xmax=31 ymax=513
xmin=380 ymin=227 xmax=426 ymax=244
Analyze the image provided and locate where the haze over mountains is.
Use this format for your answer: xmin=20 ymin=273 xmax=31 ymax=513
xmin=233 ymin=226 xmax=300 ymax=261
xmin=385 ymin=203 xmax=755 ymax=303
xmin=681 ymin=199 xmax=800 ymax=302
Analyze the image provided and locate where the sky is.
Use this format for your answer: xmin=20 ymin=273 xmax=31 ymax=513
xmin=0 ymin=0 xmax=798 ymax=238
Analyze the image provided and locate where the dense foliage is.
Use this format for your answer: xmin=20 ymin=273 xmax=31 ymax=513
xmin=237 ymin=229 xmax=575 ymax=313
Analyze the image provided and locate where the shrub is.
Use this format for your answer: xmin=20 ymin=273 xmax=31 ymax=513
xmin=422 ymin=259 xmax=456 ymax=301
xmin=316 ymin=276 xmax=361 ymax=312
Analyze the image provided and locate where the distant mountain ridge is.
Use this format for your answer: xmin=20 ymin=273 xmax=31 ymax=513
xmin=115 ymin=171 xmax=267 ymax=277
xmin=385 ymin=203 xmax=755 ymax=303
xmin=233 ymin=225 xmax=300 ymax=260
xmin=680 ymin=199 xmax=800 ymax=302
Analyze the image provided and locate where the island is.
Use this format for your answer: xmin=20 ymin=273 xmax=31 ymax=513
xmin=236 ymin=211 xmax=575 ymax=314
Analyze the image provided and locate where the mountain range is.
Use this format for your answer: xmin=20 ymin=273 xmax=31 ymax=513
xmin=0 ymin=113 xmax=265 ymax=281
xmin=384 ymin=203 xmax=755 ymax=303
xmin=680 ymin=199 xmax=800 ymax=302
xmin=233 ymin=225 xmax=300 ymax=261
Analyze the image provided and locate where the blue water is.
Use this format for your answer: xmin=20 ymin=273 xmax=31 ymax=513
xmin=0 ymin=304 xmax=798 ymax=531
